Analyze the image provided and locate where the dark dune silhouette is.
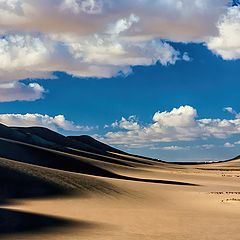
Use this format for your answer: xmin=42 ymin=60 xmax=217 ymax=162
xmin=13 ymin=126 xmax=159 ymax=165
xmin=0 ymin=137 xmax=122 ymax=179
xmin=14 ymin=127 xmax=117 ymax=154
xmin=0 ymin=138 xmax=196 ymax=187
xmin=0 ymin=124 xmax=198 ymax=187
xmin=67 ymin=135 xmax=124 ymax=154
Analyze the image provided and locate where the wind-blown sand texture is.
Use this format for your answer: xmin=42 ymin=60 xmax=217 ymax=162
xmin=0 ymin=123 xmax=240 ymax=240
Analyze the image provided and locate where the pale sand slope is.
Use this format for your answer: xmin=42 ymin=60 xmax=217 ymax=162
xmin=1 ymin=155 xmax=240 ymax=240
xmin=0 ymin=124 xmax=240 ymax=239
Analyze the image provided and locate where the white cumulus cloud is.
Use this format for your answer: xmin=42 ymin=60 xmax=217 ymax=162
xmin=101 ymin=105 xmax=240 ymax=148
xmin=207 ymin=7 xmax=240 ymax=60
xmin=0 ymin=81 xmax=45 ymax=102
xmin=0 ymin=113 xmax=90 ymax=131
xmin=224 ymin=142 xmax=235 ymax=148
xmin=160 ymin=145 xmax=189 ymax=151
xmin=0 ymin=0 xmax=238 ymax=101
xmin=112 ymin=116 xmax=140 ymax=131
xmin=223 ymin=106 xmax=240 ymax=118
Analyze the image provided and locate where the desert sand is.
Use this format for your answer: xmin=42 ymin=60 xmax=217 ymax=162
xmin=0 ymin=124 xmax=240 ymax=240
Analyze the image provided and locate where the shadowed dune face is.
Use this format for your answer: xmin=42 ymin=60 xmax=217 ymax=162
xmin=0 ymin=138 xmax=121 ymax=179
xmin=0 ymin=138 xmax=198 ymax=187
xmin=67 ymin=135 xmax=124 ymax=154
xmin=0 ymin=157 xmax=120 ymax=236
xmin=0 ymin=162 xmax=69 ymax=205
xmin=0 ymin=208 xmax=94 ymax=236
xmin=14 ymin=127 xmax=119 ymax=155
xmin=0 ymin=157 xmax=124 ymax=205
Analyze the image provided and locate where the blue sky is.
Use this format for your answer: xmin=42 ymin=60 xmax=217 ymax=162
xmin=0 ymin=1 xmax=239 ymax=161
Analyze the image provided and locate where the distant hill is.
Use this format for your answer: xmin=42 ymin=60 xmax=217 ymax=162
xmin=67 ymin=135 xmax=124 ymax=154
xmin=12 ymin=126 xmax=124 ymax=155
xmin=0 ymin=124 xmax=160 ymax=174
xmin=0 ymin=123 xmax=183 ymax=207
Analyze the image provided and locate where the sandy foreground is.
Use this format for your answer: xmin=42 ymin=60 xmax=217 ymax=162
xmin=0 ymin=125 xmax=239 ymax=240
xmin=1 ymin=154 xmax=240 ymax=240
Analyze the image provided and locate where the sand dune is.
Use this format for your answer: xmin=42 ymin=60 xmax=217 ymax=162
xmin=0 ymin=124 xmax=240 ymax=239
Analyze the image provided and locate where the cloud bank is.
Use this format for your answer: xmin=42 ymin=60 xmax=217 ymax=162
xmin=102 ymin=105 xmax=240 ymax=148
xmin=207 ymin=7 xmax=240 ymax=60
xmin=0 ymin=81 xmax=45 ymax=102
xmin=0 ymin=0 xmax=238 ymax=101
xmin=0 ymin=113 xmax=89 ymax=131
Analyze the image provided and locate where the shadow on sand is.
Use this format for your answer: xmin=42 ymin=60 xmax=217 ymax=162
xmin=0 ymin=135 xmax=198 ymax=237
xmin=0 ymin=163 xmax=74 ymax=205
xmin=0 ymin=208 xmax=95 ymax=236
xmin=119 ymin=175 xmax=199 ymax=186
